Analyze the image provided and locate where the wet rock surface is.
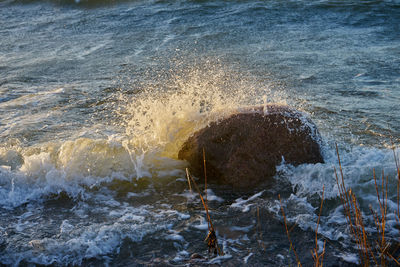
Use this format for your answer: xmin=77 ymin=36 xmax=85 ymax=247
xmin=178 ymin=105 xmax=324 ymax=188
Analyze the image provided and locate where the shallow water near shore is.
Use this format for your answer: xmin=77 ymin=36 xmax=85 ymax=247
xmin=1 ymin=0 xmax=400 ymax=265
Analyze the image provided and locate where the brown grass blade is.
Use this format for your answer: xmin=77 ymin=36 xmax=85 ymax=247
xmin=185 ymin=168 xmax=192 ymax=192
xmin=311 ymin=185 xmax=326 ymax=267
xmin=202 ymin=148 xmax=209 ymax=230
xmin=187 ymin=170 xmax=213 ymax=231
xmin=279 ymin=194 xmax=303 ymax=267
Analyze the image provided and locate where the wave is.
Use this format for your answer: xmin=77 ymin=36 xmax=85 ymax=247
xmin=0 ymin=60 xmax=284 ymax=208
xmin=0 ymin=56 xmax=398 ymax=265
xmin=1 ymin=58 xmax=398 ymax=209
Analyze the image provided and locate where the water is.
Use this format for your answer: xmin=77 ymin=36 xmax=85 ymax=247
xmin=0 ymin=0 xmax=399 ymax=265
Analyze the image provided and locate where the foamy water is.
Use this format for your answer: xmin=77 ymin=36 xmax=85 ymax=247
xmin=1 ymin=0 xmax=399 ymax=265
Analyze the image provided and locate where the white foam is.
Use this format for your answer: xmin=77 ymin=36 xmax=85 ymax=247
xmin=172 ymin=250 xmax=190 ymax=262
xmin=274 ymin=143 xmax=400 ymax=248
xmin=166 ymin=233 xmax=185 ymax=243
xmin=230 ymin=190 xmax=265 ymax=212
xmin=0 ymin=201 xmax=194 ymax=266
xmin=175 ymin=191 xmax=197 ymax=201
xmin=243 ymin=252 xmax=253 ymax=263
xmin=276 ymin=254 xmax=285 ymax=260
xmin=192 ymin=217 xmax=209 ymax=230
xmin=339 ymin=252 xmax=359 ymax=264
xmin=60 ymin=220 xmax=74 ymax=234
xmin=0 ymin=135 xmax=187 ymax=209
xmin=207 ymin=254 xmax=232 ymax=264
xmin=280 ymin=144 xmax=399 ymax=199
xmin=156 ymin=209 xmax=190 ymax=220
xmin=0 ymin=148 xmax=23 ymax=170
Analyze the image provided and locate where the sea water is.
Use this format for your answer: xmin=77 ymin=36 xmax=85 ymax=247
xmin=0 ymin=0 xmax=399 ymax=265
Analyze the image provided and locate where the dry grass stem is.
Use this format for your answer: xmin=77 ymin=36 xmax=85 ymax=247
xmin=279 ymin=143 xmax=399 ymax=266
xmin=185 ymin=168 xmax=192 ymax=192
xmin=185 ymin=168 xmax=213 ymax=230
xmin=185 ymin=161 xmax=223 ymax=256
xmin=335 ymin=145 xmax=377 ymax=266
xmin=256 ymin=206 xmax=266 ymax=251
xmin=311 ymin=185 xmax=326 ymax=267
xmin=279 ymin=194 xmax=303 ymax=267
xmin=391 ymin=138 xmax=400 ymax=223
xmin=371 ymin=168 xmax=392 ymax=266
xmin=334 ymin=144 xmax=400 ymax=266
xmin=203 ymin=148 xmax=209 ymax=230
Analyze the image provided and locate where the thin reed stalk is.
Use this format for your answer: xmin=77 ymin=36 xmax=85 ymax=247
xmin=186 ymin=168 xmax=214 ymax=230
xmin=256 ymin=206 xmax=266 ymax=251
xmin=279 ymin=194 xmax=303 ymax=267
xmin=392 ymin=140 xmax=400 ymax=264
xmin=311 ymin=185 xmax=326 ymax=267
xmin=280 ymin=143 xmax=399 ymax=266
xmin=391 ymin=138 xmax=400 ymax=223
xmin=334 ymin=144 xmax=400 ymax=266
xmin=185 ymin=166 xmax=223 ymax=256
xmin=335 ymin=145 xmax=377 ymax=266
xmin=185 ymin=168 xmax=192 ymax=192
xmin=370 ymin=168 xmax=395 ymax=266
xmin=203 ymin=148 xmax=209 ymax=230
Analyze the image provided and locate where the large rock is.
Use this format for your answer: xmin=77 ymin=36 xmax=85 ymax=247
xmin=178 ymin=105 xmax=324 ymax=188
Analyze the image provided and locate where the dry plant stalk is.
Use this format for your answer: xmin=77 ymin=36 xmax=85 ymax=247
xmin=203 ymin=148 xmax=209 ymax=230
xmin=279 ymin=143 xmax=399 ymax=266
xmin=279 ymin=194 xmax=303 ymax=267
xmin=279 ymin=186 xmax=326 ymax=267
xmin=311 ymin=186 xmax=326 ymax=267
xmin=256 ymin=206 xmax=266 ymax=251
xmin=335 ymin=144 xmax=400 ymax=266
xmin=392 ymin=138 xmax=400 ymax=224
xmin=335 ymin=144 xmax=376 ymax=266
xmin=370 ymin=167 xmax=400 ymax=265
xmin=185 ymin=168 xmax=192 ymax=192
xmin=393 ymin=140 xmax=400 ymax=264
xmin=185 ymin=164 xmax=223 ymax=256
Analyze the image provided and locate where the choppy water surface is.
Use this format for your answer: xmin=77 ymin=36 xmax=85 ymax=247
xmin=1 ymin=0 xmax=399 ymax=265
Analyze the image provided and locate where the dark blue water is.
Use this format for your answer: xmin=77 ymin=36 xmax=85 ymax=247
xmin=0 ymin=0 xmax=399 ymax=265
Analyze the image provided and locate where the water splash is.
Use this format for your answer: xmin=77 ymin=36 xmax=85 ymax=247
xmin=118 ymin=59 xmax=286 ymax=160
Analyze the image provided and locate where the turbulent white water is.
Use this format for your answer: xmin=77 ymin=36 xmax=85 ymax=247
xmin=0 ymin=61 xmax=398 ymax=265
xmin=1 ymin=0 xmax=399 ymax=265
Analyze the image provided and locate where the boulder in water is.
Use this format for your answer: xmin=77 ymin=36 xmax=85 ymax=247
xmin=178 ymin=105 xmax=324 ymax=188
